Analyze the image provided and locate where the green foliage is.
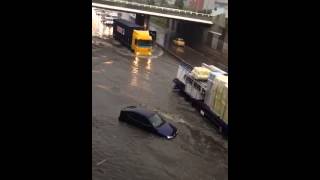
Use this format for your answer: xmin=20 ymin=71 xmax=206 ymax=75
xmin=148 ymin=0 xmax=155 ymax=5
xmin=160 ymin=0 xmax=169 ymax=6
xmin=174 ymin=0 xmax=184 ymax=9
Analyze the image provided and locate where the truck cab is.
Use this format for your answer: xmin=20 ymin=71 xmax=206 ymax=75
xmin=132 ymin=30 xmax=153 ymax=56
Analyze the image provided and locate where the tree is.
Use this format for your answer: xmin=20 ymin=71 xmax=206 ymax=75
xmin=160 ymin=0 xmax=169 ymax=6
xmin=148 ymin=0 xmax=155 ymax=5
xmin=174 ymin=0 xmax=184 ymax=9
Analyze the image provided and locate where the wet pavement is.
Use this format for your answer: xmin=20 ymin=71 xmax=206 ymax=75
xmin=92 ymin=37 xmax=228 ymax=180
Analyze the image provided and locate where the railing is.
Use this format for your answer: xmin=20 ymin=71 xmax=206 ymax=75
xmin=93 ymin=0 xmax=219 ymax=22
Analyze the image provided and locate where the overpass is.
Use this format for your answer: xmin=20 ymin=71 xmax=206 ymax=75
xmin=92 ymin=0 xmax=225 ymax=25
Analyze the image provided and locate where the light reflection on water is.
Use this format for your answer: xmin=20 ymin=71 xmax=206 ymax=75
xmin=104 ymin=60 xmax=113 ymax=65
xmin=130 ymin=57 xmax=139 ymax=87
xmin=146 ymin=58 xmax=151 ymax=71
xmin=129 ymin=57 xmax=153 ymax=88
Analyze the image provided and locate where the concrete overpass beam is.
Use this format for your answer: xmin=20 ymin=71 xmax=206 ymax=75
xmin=168 ymin=19 xmax=178 ymax=31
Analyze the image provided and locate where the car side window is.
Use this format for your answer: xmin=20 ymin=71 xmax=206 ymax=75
xmin=137 ymin=114 xmax=151 ymax=127
xmin=142 ymin=117 xmax=152 ymax=127
xmin=128 ymin=112 xmax=151 ymax=127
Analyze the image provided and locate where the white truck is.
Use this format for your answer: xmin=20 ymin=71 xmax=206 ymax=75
xmin=173 ymin=62 xmax=228 ymax=136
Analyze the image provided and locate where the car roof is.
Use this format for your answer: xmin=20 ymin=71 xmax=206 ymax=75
xmin=123 ymin=107 xmax=155 ymax=118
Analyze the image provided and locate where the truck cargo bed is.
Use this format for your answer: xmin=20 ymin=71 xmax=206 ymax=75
xmin=113 ymin=19 xmax=144 ymax=49
xmin=173 ymin=78 xmax=228 ymax=137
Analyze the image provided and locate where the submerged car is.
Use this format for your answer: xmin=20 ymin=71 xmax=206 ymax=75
xmin=119 ymin=106 xmax=178 ymax=139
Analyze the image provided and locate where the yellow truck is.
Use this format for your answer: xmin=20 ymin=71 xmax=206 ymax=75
xmin=113 ymin=19 xmax=154 ymax=56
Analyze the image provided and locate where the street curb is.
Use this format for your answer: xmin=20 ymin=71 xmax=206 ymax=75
xmin=155 ymin=42 xmax=194 ymax=68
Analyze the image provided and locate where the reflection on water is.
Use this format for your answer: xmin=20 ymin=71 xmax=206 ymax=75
xmin=130 ymin=57 xmax=153 ymax=88
xmin=146 ymin=58 xmax=152 ymax=71
xmin=133 ymin=57 xmax=139 ymax=67
xmin=130 ymin=57 xmax=139 ymax=87
xmin=104 ymin=60 xmax=113 ymax=65
xmin=176 ymin=47 xmax=184 ymax=53
xmin=96 ymin=84 xmax=111 ymax=91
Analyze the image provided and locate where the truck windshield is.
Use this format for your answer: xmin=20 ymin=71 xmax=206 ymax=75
xmin=137 ymin=40 xmax=152 ymax=47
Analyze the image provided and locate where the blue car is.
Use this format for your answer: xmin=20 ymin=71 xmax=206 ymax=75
xmin=119 ymin=106 xmax=178 ymax=139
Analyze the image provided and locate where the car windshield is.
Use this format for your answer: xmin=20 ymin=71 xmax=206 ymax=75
xmin=149 ymin=114 xmax=165 ymax=128
xmin=137 ymin=40 xmax=152 ymax=47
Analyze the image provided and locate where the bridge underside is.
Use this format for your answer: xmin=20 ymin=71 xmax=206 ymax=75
xmin=92 ymin=3 xmax=213 ymax=25
xmin=135 ymin=14 xmax=149 ymax=29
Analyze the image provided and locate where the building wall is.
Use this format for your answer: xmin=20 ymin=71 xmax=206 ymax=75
xmin=184 ymin=0 xmax=191 ymax=7
xmin=187 ymin=0 xmax=204 ymax=11
xmin=196 ymin=0 xmax=204 ymax=11
xmin=215 ymin=0 xmax=228 ymax=4
xmin=215 ymin=0 xmax=228 ymax=9
xmin=203 ymin=0 xmax=216 ymax=10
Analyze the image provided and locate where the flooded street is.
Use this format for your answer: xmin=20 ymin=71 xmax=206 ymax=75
xmin=92 ymin=8 xmax=227 ymax=180
xmin=92 ymin=37 xmax=228 ymax=180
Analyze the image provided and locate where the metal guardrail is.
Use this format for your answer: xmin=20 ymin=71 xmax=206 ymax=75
xmin=93 ymin=0 xmax=216 ymax=22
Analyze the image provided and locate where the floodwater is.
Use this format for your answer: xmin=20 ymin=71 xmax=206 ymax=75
xmin=92 ymin=8 xmax=228 ymax=180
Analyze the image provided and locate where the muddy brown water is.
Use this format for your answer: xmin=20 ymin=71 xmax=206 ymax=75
xmin=92 ymin=37 xmax=228 ymax=180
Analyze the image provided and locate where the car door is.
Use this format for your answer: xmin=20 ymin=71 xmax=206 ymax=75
xmin=139 ymin=116 xmax=154 ymax=132
xmin=133 ymin=113 xmax=153 ymax=131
